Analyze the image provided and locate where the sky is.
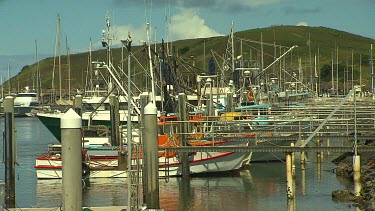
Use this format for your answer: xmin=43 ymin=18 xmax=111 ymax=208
xmin=0 ymin=0 xmax=374 ymax=80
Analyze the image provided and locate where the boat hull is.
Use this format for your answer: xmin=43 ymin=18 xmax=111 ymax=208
xmin=35 ymin=150 xmax=247 ymax=179
xmin=36 ymin=112 xmax=138 ymax=142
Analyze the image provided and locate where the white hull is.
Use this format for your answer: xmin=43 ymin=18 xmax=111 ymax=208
xmin=36 ymin=150 xmax=248 ymax=179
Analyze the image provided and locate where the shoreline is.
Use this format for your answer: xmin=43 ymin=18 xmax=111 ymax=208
xmin=332 ymin=142 xmax=375 ymax=210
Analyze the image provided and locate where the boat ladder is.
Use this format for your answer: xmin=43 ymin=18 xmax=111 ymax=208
xmin=128 ymin=143 xmax=142 ymax=210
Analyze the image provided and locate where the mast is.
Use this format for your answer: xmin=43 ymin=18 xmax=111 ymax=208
xmin=314 ymin=54 xmax=317 ymax=96
xmin=65 ymin=36 xmax=71 ymax=101
xmin=1 ymin=75 xmax=3 ymax=99
xmin=204 ymin=38 xmax=206 ymax=73
xmin=317 ymin=46 xmax=320 ymax=96
xmin=68 ymin=47 xmax=71 ymax=101
xmin=371 ymin=44 xmax=373 ymax=95
xmin=298 ymin=57 xmax=303 ymax=84
xmin=231 ymin=21 xmax=235 ymax=82
xmin=7 ymin=64 xmax=11 ymax=95
xmin=106 ymin=14 xmax=111 ymax=67
xmin=344 ymin=57 xmax=349 ymax=95
xmin=261 ymin=32 xmax=264 ymax=82
xmin=279 ymin=45 xmax=282 ymax=90
xmin=336 ymin=45 xmax=339 ymax=97
xmin=58 ymin=14 xmax=62 ymax=101
xmin=147 ymin=22 xmax=156 ymax=103
xmin=331 ymin=52 xmax=334 ymax=94
xmin=89 ymin=38 xmax=93 ymax=94
xmin=35 ymin=40 xmax=41 ymax=102
xmin=360 ymin=54 xmax=362 ymax=87
xmin=308 ymin=33 xmax=312 ymax=92
xmin=351 ymin=50 xmax=354 ymax=88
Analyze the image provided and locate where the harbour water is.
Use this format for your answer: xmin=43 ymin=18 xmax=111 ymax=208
xmin=0 ymin=117 xmax=358 ymax=210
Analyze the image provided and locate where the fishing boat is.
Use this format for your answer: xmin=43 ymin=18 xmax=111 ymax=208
xmin=35 ymin=144 xmax=91 ymax=179
xmin=35 ymin=114 xmax=249 ymax=179
xmin=36 ymin=102 xmax=139 ymax=142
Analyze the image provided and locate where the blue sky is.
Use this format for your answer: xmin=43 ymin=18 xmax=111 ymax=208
xmin=0 ymin=0 xmax=374 ymax=79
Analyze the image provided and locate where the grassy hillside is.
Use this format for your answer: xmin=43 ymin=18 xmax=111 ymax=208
xmin=4 ymin=25 xmax=375 ymax=97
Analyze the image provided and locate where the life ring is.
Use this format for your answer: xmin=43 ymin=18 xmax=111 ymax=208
xmin=247 ymin=89 xmax=254 ymax=101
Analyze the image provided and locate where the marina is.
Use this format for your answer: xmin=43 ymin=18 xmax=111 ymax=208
xmin=0 ymin=117 xmax=364 ymax=210
xmin=1 ymin=90 xmax=375 ymax=210
xmin=0 ymin=3 xmax=374 ymax=210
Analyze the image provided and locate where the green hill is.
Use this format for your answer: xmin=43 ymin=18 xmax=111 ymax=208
xmin=4 ymin=25 xmax=375 ymax=97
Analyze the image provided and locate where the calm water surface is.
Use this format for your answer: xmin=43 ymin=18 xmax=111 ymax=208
xmin=0 ymin=117 xmax=357 ymax=210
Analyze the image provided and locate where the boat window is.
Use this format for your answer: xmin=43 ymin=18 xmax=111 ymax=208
xmin=119 ymin=102 xmax=128 ymax=110
xmin=16 ymin=93 xmax=37 ymax=97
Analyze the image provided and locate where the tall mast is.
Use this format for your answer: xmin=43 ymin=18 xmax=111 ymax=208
xmin=314 ymin=54 xmax=317 ymax=96
xmin=336 ymin=45 xmax=339 ymax=97
xmin=298 ymin=57 xmax=302 ymax=84
xmin=35 ymin=40 xmax=41 ymax=101
xmin=261 ymin=32 xmax=264 ymax=81
xmin=1 ymin=75 xmax=3 ymax=99
xmin=318 ymin=46 xmax=320 ymax=96
xmin=331 ymin=52 xmax=334 ymax=94
xmin=351 ymin=50 xmax=354 ymax=88
xmin=359 ymin=54 xmax=362 ymax=86
xmin=89 ymin=38 xmax=93 ymax=93
xmin=204 ymin=38 xmax=206 ymax=73
xmin=371 ymin=44 xmax=373 ymax=95
xmin=106 ymin=14 xmax=111 ymax=66
xmin=68 ymin=47 xmax=71 ymax=101
xmin=308 ymin=33 xmax=312 ymax=92
xmin=147 ymin=22 xmax=156 ymax=103
xmin=7 ymin=64 xmax=11 ymax=94
xmin=66 ymin=36 xmax=69 ymax=100
xmin=57 ymin=14 xmax=62 ymax=101
xmin=231 ymin=21 xmax=235 ymax=81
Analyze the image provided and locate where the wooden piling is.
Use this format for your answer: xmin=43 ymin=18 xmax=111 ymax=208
xmin=291 ymin=143 xmax=295 ymax=177
xmin=286 ymin=152 xmax=293 ymax=199
xmin=353 ymin=155 xmax=361 ymax=196
xmin=109 ymin=94 xmax=119 ymax=146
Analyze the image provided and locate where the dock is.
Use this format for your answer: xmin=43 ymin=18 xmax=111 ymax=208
xmin=7 ymin=207 xmax=127 ymax=211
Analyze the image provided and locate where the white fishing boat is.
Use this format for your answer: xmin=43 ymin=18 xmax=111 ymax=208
xmin=35 ymin=116 xmax=249 ymax=179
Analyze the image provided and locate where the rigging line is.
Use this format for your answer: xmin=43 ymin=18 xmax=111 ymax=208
xmin=116 ymin=64 xmax=142 ymax=94
xmin=240 ymin=41 xmax=276 ymax=59
xmin=234 ymin=37 xmax=289 ymax=48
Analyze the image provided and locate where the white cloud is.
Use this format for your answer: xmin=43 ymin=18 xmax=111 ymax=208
xmin=296 ymin=22 xmax=309 ymax=26
xmin=112 ymin=24 xmax=148 ymax=46
xmin=85 ymin=24 xmax=149 ymax=51
xmin=170 ymin=9 xmax=223 ymax=40
xmin=84 ymin=8 xmax=223 ymax=50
